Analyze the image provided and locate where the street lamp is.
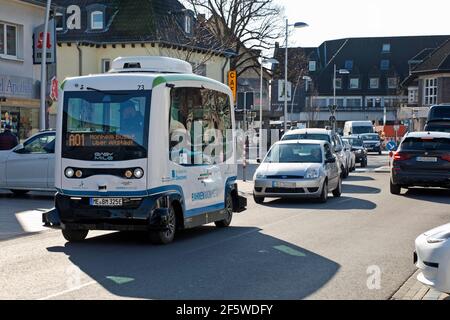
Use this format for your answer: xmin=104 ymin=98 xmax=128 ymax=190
xmin=259 ymin=57 xmax=279 ymax=159
xmin=331 ymin=64 xmax=350 ymax=132
xmin=284 ymin=19 xmax=309 ymax=133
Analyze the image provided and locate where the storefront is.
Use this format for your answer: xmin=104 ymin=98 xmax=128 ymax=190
xmin=0 ymin=75 xmax=40 ymax=141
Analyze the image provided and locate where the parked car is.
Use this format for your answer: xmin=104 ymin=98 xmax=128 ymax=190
xmin=360 ymin=133 xmax=383 ymax=155
xmin=342 ymin=136 xmax=367 ymax=168
xmin=253 ymin=140 xmax=342 ymax=204
xmin=425 ymin=104 xmax=450 ymax=132
xmin=342 ymin=140 xmax=356 ymax=172
xmin=0 ymin=130 xmax=56 ymax=194
xmin=414 ymin=223 xmax=450 ymax=294
xmin=281 ymin=128 xmax=349 ymax=178
xmin=390 ymin=131 xmax=450 ymax=195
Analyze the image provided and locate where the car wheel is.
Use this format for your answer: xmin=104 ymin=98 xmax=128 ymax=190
xmin=149 ymin=204 xmax=177 ymax=245
xmin=332 ymin=178 xmax=342 ymax=197
xmin=318 ymin=181 xmax=328 ymax=203
xmin=11 ymin=190 xmax=29 ymax=196
xmin=253 ymin=193 xmax=265 ymax=204
xmin=379 ymin=150 xmax=382 ymax=155
xmin=361 ymin=159 xmax=367 ymax=168
xmin=215 ymin=193 xmax=233 ymax=228
xmin=62 ymin=230 xmax=89 ymax=242
xmin=390 ymin=179 xmax=401 ymax=195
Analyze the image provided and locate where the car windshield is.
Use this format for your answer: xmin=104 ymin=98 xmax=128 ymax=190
xmin=361 ymin=134 xmax=379 ymax=141
xmin=62 ymin=90 xmax=151 ymax=161
xmin=344 ymin=138 xmax=363 ymax=147
xmin=282 ymin=133 xmax=330 ymax=143
xmin=352 ymin=126 xmax=374 ymax=134
xmin=401 ymin=137 xmax=450 ymax=151
xmin=264 ymin=144 xmax=323 ymax=163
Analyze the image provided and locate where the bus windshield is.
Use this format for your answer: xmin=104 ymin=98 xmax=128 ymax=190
xmin=352 ymin=126 xmax=374 ymax=134
xmin=62 ymin=90 xmax=151 ymax=161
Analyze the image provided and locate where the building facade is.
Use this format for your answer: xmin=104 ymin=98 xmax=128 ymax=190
xmin=0 ymin=0 xmax=48 ymax=140
xmin=272 ymin=35 xmax=450 ymax=129
xmin=401 ymin=39 xmax=450 ymax=130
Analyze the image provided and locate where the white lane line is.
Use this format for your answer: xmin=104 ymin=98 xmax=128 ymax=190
xmin=38 ymin=281 xmax=97 ymax=300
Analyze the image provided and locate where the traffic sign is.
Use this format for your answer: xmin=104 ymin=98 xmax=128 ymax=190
xmin=329 ymin=116 xmax=336 ymax=123
xmin=228 ymin=70 xmax=237 ymax=102
xmin=386 ymin=140 xmax=397 ymax=151
xmin=394 ymin=125 xmax=400 ymax=132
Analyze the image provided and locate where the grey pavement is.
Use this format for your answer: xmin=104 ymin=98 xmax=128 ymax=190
xmin=1 ymin=155 xmax=450 ymax=300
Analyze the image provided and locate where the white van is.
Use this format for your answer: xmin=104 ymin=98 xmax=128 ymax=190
xmin=343 ymin=121 xmax=374 ymax=136
xmin=43 ymin=56 xmax=246 ymax=244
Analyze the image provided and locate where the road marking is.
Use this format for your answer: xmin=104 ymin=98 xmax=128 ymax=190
xmin=38 ymin=280 xmax=97 ymax=300
xmin=274 ymin=245 xmax=306 ymax=257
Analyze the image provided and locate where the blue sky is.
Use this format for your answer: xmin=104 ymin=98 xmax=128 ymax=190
xmin=278 ymin=0 xmax=450 ymax=47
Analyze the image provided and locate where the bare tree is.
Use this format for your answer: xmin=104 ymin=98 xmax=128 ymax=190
xmin=182 ymin=0 xmax=285 ymax=77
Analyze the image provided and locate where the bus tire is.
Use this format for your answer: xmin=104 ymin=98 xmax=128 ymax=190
xmin=149 ymin=204 xmax=177 ymax=245
xmin=215 ymin=193 xmax=233 ymax=228
xmin=62 ymin=230 xmax=89 ymax=242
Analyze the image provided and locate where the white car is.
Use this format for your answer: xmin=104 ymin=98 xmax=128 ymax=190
xmin=0 ymin=131 xmax=56 ymax=195
xmin=253 ymin=140 xmax=342 ymax=203
xmin=415 ymin=223 xmax=450 ymax=293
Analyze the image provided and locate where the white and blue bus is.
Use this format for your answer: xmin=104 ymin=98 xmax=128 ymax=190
xmin=43 ymin=56 xmax=246 ymax=244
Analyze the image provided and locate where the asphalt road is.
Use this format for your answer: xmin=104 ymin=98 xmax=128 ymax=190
xmin=0 ymin=155 xmax=449 ymax=300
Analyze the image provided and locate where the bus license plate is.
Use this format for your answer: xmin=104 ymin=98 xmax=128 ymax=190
xmin=416 ymin=157 xmax=437 ymax=162
xmin=90 ymin=198 xmax=123 ymax=207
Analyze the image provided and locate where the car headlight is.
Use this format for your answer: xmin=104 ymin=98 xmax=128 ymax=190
xmin=255 ymin=172 xmax=267 ymax=179
xmin=357 ymin=149 xmax=363 ymax=154
xmin=376 ymin=142 xmax=381 ymax=147
xmin=427 ymin=232 xmax=450 ymax=244
xmin=305 ymin=169 xmax=320 ymax=179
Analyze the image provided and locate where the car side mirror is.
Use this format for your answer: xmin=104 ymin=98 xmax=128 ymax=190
xmin=325 ymin=157 xmax=336 ymax=164
xmin=256 ymin=158 xmax=262 ymax=164
xmin=13 ymin=144 xmax=26 ymax=154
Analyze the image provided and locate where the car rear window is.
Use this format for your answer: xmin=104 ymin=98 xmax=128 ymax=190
xmin=401 ymin=137 xmax=450 ymax=151
xmin=429 ymin=107 xmax=450 ymax=120
xmin=282 ymin=134 xmax=331 ymax=143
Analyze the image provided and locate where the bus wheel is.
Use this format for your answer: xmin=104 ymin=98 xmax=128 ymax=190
xmin=62 ymin=230 xmax=89 ymax=242
xmin=149 ymin=204 xmax=177 ymax=245
xmin=215 ymin=193 xmax=233 ymax=228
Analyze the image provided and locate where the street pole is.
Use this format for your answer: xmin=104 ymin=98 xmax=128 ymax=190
xmin=333 ymin=64 xmax=336 ymax=133
xmin=40 ymin=0 xmax=52 ymax=130
xmin=284 ymin=18 xmax=288 ymax=133
xmin=259 ymin=61 xmax=263 ymax=160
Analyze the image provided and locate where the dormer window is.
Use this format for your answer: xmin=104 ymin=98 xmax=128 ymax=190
xmin=382 ymin=43 xmax=391 ymax=53
xmin=184 ymin=15 xmax=192 ymax=34
xmin=91 ymin=11 xmax=104 ymax=30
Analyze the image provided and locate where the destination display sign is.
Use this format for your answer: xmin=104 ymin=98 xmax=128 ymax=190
xmin=66 ymin=133 xmax=136 ymax=148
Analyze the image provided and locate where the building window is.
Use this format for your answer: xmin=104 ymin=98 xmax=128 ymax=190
xmin=185 ymin=15 xmax=192 ymax=34
xmin=102 ymin=59 xmax=111 ymax=73
xmin=349 ymin=78 xmax=360 ymax=89
xmin=0 ymin=23 xmax=17 ymax=57
xmin=369 ymin=78 xmax=379 ymax=89
xmin=408 ymin=87 xmax=418 ymax=104
xmin=345 ymin=60 xmax=353 ymax=70
xmin=380 ymin=60 xmax=390 ymax=70
xmin=312 ymin=97 xmax=328 ymax=108
xmin=388 ymin=77 xmax=398 ymax=89
xmin=423 ymin=78 xmax=438 ymax=105
xmin=346 ymin=98 xmax=362 ymax=108
xmin=55 ymin=12 xmax=64 ymax=31
xmin=91 ymin=11 xmax=104 ymax=30
xmin=334 ymin=78 xmax=342 ymax=89
xmin=309 ymin=60 xmax=316 ymax=72
xmin=382 ymin=44 xmax=391 ymax=53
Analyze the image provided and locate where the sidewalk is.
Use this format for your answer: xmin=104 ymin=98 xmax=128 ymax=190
xmin=391 ymin=270 xmax=449 ymax=300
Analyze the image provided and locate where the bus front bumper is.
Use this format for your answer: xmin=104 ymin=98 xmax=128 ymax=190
xmin=43 ymin=193 xmax=173 ymax=232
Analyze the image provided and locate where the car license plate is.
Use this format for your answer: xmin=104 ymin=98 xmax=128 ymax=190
xmin=90 ymin=198 xmax=123 ymax=207
xmin=273 ymin=181 xmax=296 ymax=188
xmin=416 ymin=157 xmax=438 ymax=162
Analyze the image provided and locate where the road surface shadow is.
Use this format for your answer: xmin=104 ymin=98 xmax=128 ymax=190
xmin=261 ymin=196 xmax=376 ymax=211
xmin=342 ymin=184 xmax=381 ymax=194
xmin=345 ymin=175 xmax=375 ymax=182
xmin=47 ymin=226 xmax=340 ymax=299
xmin=402 ymin=188 xmax=450 ymax=205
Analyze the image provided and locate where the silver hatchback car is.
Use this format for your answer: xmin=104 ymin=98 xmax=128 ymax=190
xmin=253 ymin=140 xmax=342 ymax=203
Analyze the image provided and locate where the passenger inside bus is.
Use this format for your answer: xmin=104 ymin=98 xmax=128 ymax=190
xmin=119 ymin=100 xmax=144 ymax=144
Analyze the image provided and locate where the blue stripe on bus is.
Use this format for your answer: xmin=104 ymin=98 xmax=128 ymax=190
xmin=185 ymin=203 xmax=225 ymax=217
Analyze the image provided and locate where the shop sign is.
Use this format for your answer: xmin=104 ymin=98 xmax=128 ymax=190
xmin=0 ymin=75 xmax=37 ymax=99
xmin=33 ymin=19 xmax=56 ymax=64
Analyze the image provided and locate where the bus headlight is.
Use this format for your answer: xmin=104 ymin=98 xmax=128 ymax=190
xmin=134 ymin=168 xmax=144 ymax=179
xmin=75 ymin=170 xmax=83 ymax=178
xmin=125 ymin=170 xmax=133 ymax=179
xmin=65 ymin=168 xmax=75 ymax=178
